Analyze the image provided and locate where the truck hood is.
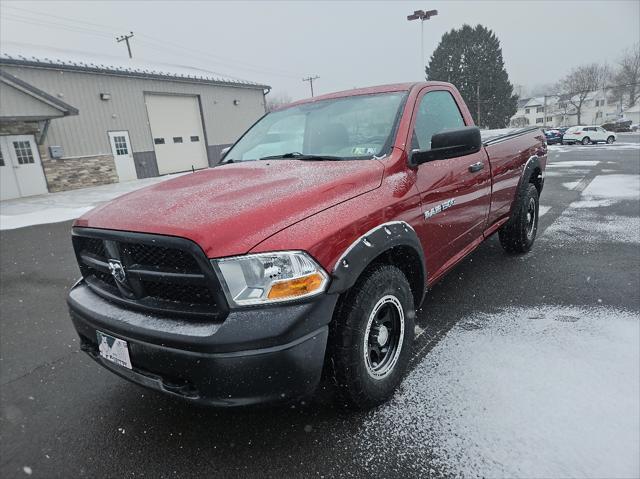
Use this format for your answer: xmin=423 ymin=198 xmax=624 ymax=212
xmin=75 ymin=159 xmax=384 ymax=258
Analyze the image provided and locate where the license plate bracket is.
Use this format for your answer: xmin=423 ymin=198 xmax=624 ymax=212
xmin=96 ymin=331 xmax=132 ymax=370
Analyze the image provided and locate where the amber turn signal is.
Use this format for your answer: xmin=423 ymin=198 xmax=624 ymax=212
xmin=267 ymin=273 xmax=325 ymax=300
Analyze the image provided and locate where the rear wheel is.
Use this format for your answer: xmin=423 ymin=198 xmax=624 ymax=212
xmin=607 ymin=136 xmax=615 ymax=144
xmin=582 ymin=136 xmax=591 ymax=145
xmin=499 ymin=183 xmax=539 ymax=254
xmin=329 ymin=264 xmax=415 ymax=409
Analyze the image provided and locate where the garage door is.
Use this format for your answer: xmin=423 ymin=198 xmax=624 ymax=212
xmin=0 ymin=135 xmax=48 ymax=201
xmin=144 ymin=94 xmax=209 ymax=175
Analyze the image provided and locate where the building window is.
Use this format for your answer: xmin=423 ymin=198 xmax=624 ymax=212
xmin=525 ymin=108 xmax=530 ymax=114
xmin=190 ymin=136 xmax=200 ymax=142
xmin=596 ymin=111 xmax=603 ymax=118
xmin=536 ymin=107 xmax=544 ymax=113
xmin=113 ymin=136 xmax=128 ymax=155
xmin=154 ymin=138 xmax=165 ymax=145
xmin=536 ymin=117 xmax=544 ymax=124
xmin=173 ymin=137 xmax=183 ymax=143
xmin=12 ymin=141 xmax=35 ymax=164
xmin=0 ymin=148 xmax=4 ymax=167
xmin=546 ymin=116 xmax=553 ymax=122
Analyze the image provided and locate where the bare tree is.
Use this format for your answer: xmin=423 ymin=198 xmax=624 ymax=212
xmin=557 ymin=63 xmax=609 ymax=124
xmin=266 ymin=93 xmax=293 ymax=112
xmin=612 ymin=44 xmax=640 ymax=108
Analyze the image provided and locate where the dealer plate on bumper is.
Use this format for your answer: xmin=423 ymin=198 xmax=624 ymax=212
xmin=96 ymin=331 xmax=132 ymax=369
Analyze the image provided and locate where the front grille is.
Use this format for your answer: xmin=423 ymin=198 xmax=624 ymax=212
xmin=72 ymin=229 xmax=227 ymax=319
xmin=120 ymin=242 xmax=200 ymax=273
xmin=141 ymin=280 xmax=215 ymax=305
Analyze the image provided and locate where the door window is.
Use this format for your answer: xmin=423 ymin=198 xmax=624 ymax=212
xmin=13 ymin=141 xmax=35 ymax=164
xmin=113 ymin=136 xmax=129 ymax=155
xmin=413 ymin=91 xmax=465 ymax=150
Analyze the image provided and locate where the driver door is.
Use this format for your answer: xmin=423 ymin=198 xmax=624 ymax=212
xmin=409 ymin=88 xmax=492 ymax=280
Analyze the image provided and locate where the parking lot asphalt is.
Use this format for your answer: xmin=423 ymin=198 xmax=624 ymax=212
xmin=1 ymin=135 xmax=639 ymax=478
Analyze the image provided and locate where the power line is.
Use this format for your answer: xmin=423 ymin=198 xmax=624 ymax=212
xmin=2 ymin=4 xmax=302 ymax=80
xmin=3 ymin=4 xmax=127 ymax=32
xmin=2 ymin=14 xmax=115 ymax=39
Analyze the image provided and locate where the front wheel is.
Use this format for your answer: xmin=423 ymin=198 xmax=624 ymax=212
xmin=607 ymin=136 xmax=615 ymax=144
xmin=329 ymin=264 xmax=415 ymax=409
xmin=499 ymin=183 xmax=539 ymax=254
xmin=582 ymin=136 xmax=591 ymax=145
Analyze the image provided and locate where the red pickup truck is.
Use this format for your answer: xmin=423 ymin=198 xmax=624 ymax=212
xmin=68 ymin=82 xmax=547 ymax=409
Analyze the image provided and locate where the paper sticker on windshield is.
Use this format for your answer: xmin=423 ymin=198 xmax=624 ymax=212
xmin=352 ymin=147 xmax=378 ymax=155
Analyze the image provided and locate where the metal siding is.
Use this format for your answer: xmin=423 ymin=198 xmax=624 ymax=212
xmin=132 ymin=150 xmax=159 ymax=178
xmin=0 ymin=82 xmax=63 ymax=118
xmin=207 ymin=143 xmax=233 ymax=166
xmin=0 ymin=66 xmax=265 ymax=159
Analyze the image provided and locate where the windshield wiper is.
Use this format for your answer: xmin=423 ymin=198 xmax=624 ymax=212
xmin=259 ymin=152 xmax=344 ymax=161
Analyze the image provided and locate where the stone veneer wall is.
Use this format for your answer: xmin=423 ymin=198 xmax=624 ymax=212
xmin=0 ymin=121 xmax=40 ymax=136
xmin=39 ymin=148 xmax=119 ymax=193
xmin=1 ymin=121 xmax=118 ymax=193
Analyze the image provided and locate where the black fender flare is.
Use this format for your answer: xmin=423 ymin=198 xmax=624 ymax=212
xmin=327 ymin=221 xmax=426 ymax=302
xmin=510 ymin=155 xmax=543 ymax=218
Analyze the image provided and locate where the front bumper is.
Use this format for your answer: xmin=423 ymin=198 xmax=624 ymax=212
xmin=68 ymin=281 xmax=338 ymax=406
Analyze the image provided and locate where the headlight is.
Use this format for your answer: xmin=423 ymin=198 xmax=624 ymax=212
xmin=213 ymin=251 xmax=329 ymax=306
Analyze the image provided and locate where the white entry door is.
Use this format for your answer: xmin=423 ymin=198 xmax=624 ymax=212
xmin=108 ymin=131 xmax=137 ymax=181
xmin=0 ymin=135 xmax=48 ymax=200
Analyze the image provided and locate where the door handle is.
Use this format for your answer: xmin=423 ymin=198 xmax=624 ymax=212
xmin=468 ymin=162 xmax=484 ymax=173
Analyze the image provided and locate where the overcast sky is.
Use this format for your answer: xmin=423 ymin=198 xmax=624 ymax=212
xmin=1 ymin=0 xmax=638 ymax=100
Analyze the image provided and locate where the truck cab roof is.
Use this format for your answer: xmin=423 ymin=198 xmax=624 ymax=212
xmin=278 ymin=81 xmax=456 ymax=110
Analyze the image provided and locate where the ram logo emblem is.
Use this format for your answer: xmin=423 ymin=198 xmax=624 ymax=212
xmin=107 ymin=259 xmax=127 ymax=284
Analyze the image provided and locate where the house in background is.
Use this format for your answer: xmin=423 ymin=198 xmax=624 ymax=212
xmin=509 ymin=96 xmax=556 ymax=127
xmin=510 ymin=89 xmax=627 ymax=129
xmin=0 ymin=45 xmax=270 ymax=201
xmin=622 ymin=102 xmax=640 ymax=125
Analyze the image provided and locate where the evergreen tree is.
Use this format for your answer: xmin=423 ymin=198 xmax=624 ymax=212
xmin=425 ymin=24 xmax=517 ymax=128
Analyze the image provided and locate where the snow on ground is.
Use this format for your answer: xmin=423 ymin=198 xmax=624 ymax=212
xmin=580 ymin=174 xmax=640 ymax=201
xmin=0 ymin=173 xmax=185 ymax=230
xmin=548 ymin=142 xmax=640 ymax=153
xmin=357 ymin=306 xmax=640 ymax=478
xmin=547 ymin=161 xmax=600 ymax=168
xmin=543 ymin=210 xmax=640 ymax=244
xmin=538 ymin=205 xmax=551 ymax=217
xmin=543 ymin=174 xmax=640 ymax=244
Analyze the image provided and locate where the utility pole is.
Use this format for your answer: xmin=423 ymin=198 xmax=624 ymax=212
xmin=407 ymin=9 xmax=438 ymax=79
xmin=116 ymin=32 xmax=134 ymax=59
xmin=302 ymin=75 xmax=320 ymax=97
xmin=543 ymin=94 xmax=547 ymax=127
xmin=476 ymin=83 xmax=481 ymax=127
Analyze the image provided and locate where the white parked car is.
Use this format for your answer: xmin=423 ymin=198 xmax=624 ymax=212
xmin=562 ymin=126 xmax=617 ymax=145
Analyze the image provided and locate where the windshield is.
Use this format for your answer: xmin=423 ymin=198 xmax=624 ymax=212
xmin=224 ymin=92 xmax=407 ymax=162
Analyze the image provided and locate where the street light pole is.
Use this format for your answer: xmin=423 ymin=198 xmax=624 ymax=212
xmin=407 ymin=9 xmax=438 ymax=79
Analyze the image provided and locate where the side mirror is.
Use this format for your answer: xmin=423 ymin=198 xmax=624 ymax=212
xmin=410 ymin=126 xmax=482 ymax=165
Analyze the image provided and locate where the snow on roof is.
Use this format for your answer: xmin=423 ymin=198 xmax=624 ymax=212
xmin=624 ymin=102 xmax=640 ymax=113
xmin=524 ymin=97 xmax=544 ymax=107
xmin=0 ymin=42 xmax=269 ymax=90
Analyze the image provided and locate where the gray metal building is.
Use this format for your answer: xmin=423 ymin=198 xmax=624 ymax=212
xmin=0 ymin=47 xmax=269 ymax=200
